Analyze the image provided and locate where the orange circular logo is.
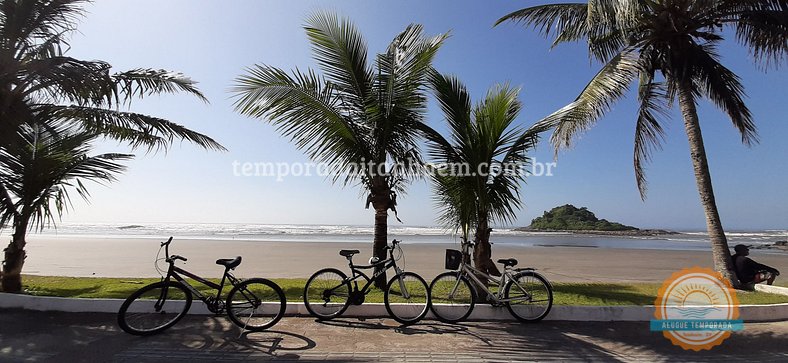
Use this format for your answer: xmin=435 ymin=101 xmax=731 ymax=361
xmin=653 ymin=267 xmax=740 ymax=351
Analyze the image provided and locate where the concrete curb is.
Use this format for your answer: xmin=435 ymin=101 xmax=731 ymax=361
xmin=754 ymin=284 xmax=788 ymax=296
xmin=2 ymin=293 xmax=788 ymax=322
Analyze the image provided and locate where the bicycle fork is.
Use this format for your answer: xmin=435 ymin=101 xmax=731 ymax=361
xmin=154 ymin=284 xmax=169 ymax=312
xmin=393 ymin=266 xmax=412 ymax=300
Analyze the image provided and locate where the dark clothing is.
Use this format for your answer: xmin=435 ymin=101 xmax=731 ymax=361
xmin=732 ymin=253 xmax=779 ymax=283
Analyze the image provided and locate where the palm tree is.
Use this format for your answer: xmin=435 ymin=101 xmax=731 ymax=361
xmin=496 ymin=0 xmax=788 ymax=286
xmin=0 ymin=0 xmax=224 ymax=152
xmin=0 ymin=0 xmax=225 ymax=292
xmin=422 ymin=73 xmax=539 ymax=278
xmin=0 ymin=121 xmax=132 ymax=292
xmin=232 ymin=13 xmax=446 ymax=287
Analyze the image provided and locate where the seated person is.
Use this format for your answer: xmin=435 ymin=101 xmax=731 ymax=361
xmin=731 ymin=244 xmax=780 ymax=288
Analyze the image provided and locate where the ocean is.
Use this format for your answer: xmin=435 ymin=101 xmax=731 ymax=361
xmin=27 ymin=223 xmax=788 ymax=253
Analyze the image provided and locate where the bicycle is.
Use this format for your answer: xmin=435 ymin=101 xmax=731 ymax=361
xmin=117 ymin=237 xmax=286 ymax=336
xmin=303 ymin=239 xmax=430 ymax=325
xmin=429 ymin=239 xmax=553 ymax=323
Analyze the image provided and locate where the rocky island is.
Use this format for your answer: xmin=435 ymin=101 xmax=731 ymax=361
xmin=514 ymin=204 xmax=678 ymax=236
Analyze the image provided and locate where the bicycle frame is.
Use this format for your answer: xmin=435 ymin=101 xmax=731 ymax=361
xmin=166 ymin=263 xmax=237 ymax=303
xmin=347 ymin=256 xmax=404 ymax=294
xmin=155 ymin=239 xmax=239 ymax=313
xmin=451 ymin=244 xmax=535 ymax=304
xmin=325 ymin=242 xmax=408 ymax=300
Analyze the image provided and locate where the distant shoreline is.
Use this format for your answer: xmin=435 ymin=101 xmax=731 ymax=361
xmin=512 ymin=228 xmax=679 ymax=237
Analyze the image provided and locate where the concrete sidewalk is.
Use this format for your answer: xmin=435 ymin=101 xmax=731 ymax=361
xmin=1 ymin=309 xmax=787 ymax=362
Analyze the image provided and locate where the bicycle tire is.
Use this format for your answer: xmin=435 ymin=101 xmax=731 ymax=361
xmin=117 ymin=281 xmax=192 ymax=336
xmin=504 ymin=271 xmax=553 ymax=322
xmin=226 ymin=278 xmax=286 ymax=331
xmin=303 ymin=268 xmax=351 ymax=320
xmin=428 ymin=271 xmax=475 ymax=323
xmin=384 ymin=272 xmax=430 ymax=325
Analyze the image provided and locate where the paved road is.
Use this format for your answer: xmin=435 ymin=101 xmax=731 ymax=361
xmin=1 ymin=309 xmax=787 ymax=362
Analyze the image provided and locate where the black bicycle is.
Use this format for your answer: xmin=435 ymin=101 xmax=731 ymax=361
xmin=117 ymin=237 xmax=286 ymax=335
xmin=303 ymin=239 xmax=430 ymax=325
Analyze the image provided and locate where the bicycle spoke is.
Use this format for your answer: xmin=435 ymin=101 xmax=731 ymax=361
xmin=429 ymin=272 xmax=474 ymax=323
xmin=227 ymin=279 xmax=285 ymax=331
xmin=505 ymin=272 xmax=553 ymax=322
xmin=304 ymin=269 xmax=350 ymax=319
xmin=118 ymin=282 xmax=191 ymax=335
xmin=385 ymin=272 xmax=429 ymax=324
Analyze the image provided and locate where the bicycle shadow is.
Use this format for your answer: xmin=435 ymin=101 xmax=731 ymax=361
xmin=311 ymin=316 xmax=493 ymax=345
xmin=311 ymin=317 xmax=391 ymax=330
xmin=146 ymin=316 xmax=320 ymax=361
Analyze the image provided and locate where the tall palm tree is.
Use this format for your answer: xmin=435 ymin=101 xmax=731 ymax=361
xmin=0 ymin=121 xmax=132 ymax=292
xmin=233 ymin=12 xmax=446 ymax=287
xmin=496 ymin=0 xmax=788 ymax=286
xmin=0 ymin=0 xmax=224 ymax=292
xmin=422 ymin=73 xmax=539 ymax=277
xmin=0 ymin=0 xmax=225 ymax=151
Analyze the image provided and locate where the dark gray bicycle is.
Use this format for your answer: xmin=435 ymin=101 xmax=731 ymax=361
xmin=117 ymin=237 xmax=286 ymax=335
xmin=303 ymin=239 xmax=430 ymax=325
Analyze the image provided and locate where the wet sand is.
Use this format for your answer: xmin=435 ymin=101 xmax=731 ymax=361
xmin=22 ymin=236 xmax=788 ymax=283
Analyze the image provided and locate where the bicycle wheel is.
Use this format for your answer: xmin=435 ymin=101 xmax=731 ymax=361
xmin=303 ymin=268 xmax=351 ymax=320
xmin=504 ymin=271 xmax=553 ymax=322
xmin=226 ymin=278 xmax=286 ymax=331
xmin=429 ymin=271 xmax=475 ymax=323
xmin=384 ymin=272 xmax=430 ymax=325
xmin=117 ymin=281 xmax=192 ymax=336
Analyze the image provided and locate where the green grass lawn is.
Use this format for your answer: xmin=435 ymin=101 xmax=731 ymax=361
xmin=17 ymin=275 xmax=788 ymax=306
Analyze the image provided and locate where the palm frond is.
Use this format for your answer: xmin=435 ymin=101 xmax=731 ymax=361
xmin=734 ymin=7 xmax=788 ymax=68
xmin=687 ymin=43 xmax=758 ymax=145
xmin=232 ymin=65 xmax=370 ymax=185
xmin=19 ymin=57 xmax=113 ymax=105
xmin=373 ymin=24 xmax=447 ymax=177
xmin=42 ymin=105 xmax=226 ymax=151
xmin=0 ymin=0 xmax=84 ymax=59
xmin=425 ymin=71 xmax=471 ymax=162
xmin=305 ymin=11 xmax=371 ymax=112
xmin=495 ymin=3 xmax=589 ymax=47
xmin=633 ymin=74 xmax=669 ymax=199
xmin=0 ymin=120 xmax=132 ymax=230
xmin=535 ymin=49 xmax=641 ymax=154
xmin=425 ymin=75 xmax=535 ymax=231
xmin=430 ymin=171 xmax=475 ymax=238
xmin=111 ymin=69 xmax=210 ymax=105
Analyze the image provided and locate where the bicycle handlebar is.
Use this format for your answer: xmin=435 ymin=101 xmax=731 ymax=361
xmin=384 ymin=239 xmax=401 ymax=251
xmin=170 ymin=255 xmax=187 ymax=262
xmin=161 ymin=236 xmax=173 ymax=247
xmin=161 ymin=236 xmax=173 ymax=258
xmin=160 ymin=237 xmax=186 ymax=263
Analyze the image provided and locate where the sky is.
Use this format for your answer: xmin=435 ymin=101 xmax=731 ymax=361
xmin=55 ymin=0 xmax=788 ymax=231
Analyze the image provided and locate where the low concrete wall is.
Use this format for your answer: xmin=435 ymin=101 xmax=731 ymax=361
xmin=754 ymin=284 xmax=788 ymax=296
xmin=2 ymin=294 xmax=787 ymax=322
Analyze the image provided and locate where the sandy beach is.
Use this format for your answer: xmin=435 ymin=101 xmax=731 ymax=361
xmin=22 ymin=236 xmax=788 ymax=283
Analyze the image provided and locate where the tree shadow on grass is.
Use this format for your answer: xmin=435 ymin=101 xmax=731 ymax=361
xmin=554 ymin=283 xmax=656 ymax=305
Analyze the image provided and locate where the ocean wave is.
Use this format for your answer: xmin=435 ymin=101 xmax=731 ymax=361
xmin=25 ymin=223 xmax=786 ymax=253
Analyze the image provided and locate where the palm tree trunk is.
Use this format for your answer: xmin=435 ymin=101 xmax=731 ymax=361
xmin=370 ymin=177 xmax=390 ymax=289
xmin=2 ymin=221 xmax=28 ymax=293
xmin=472 ymin=218 xmax=500 ymax=278
xmin=677 ymin=82 xmax=739 ymax=287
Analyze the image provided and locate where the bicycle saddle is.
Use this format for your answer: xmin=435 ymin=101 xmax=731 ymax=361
xmin=497 ymin=258 xmax=518 ymax=267
xmin=339 ymin=249 xmax=359 ymax=257
xmin=216 ymin=256 xmax=242 ymax=269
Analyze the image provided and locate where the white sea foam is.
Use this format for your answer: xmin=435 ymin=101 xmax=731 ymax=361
xmin=18 ymin=222 xmax=785 ymax=252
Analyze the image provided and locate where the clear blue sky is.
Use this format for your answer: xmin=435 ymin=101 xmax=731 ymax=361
xmin=59 ymin=0 xmax=788 ymax=231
